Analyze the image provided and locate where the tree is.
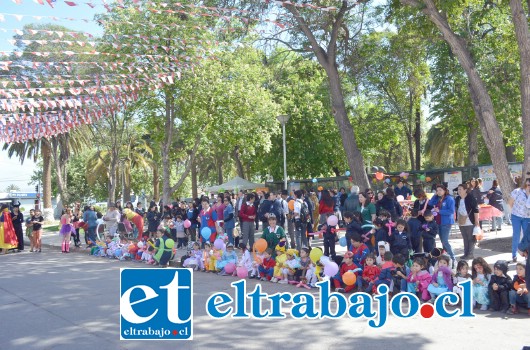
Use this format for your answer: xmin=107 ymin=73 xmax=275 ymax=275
xmin=4 ymin=184 xmax=20 ymax=192
xmin=399 ymin=0 xmax=514 ymax=198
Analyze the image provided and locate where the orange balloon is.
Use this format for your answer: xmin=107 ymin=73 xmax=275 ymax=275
xmin=255 ymin=238 xmax=268 ymax=253
xmin=425 ymin=176 xmax=432 ymax=182
xmin=375 ymin=172 xmax=384 ymax=181
xmin=318 ymin=186 xmax=323 ymax=191
xmin=343 ymin=271 xmax=357 ymax=286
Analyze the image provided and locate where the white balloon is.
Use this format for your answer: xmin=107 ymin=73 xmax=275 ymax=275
xmin=320 ymin=256 xmax=331 ymax=265
xmin=396 ymin=195 xmax=405 ymax=202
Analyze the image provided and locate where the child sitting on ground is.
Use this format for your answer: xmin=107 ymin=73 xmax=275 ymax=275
xmin=374 ymin=251 xmax=395 ymax=293
xmin=407 ymin=257 xmax=432 ymax=301
xmin=453 ymin=260 xmax=472 ymax=299
xmin=259 ymin=248 xmax=276 ymax=281
xmin=376 ymin=241 xmax=390 ymax=266
xmin=392 ymin=254 xmax=408 ymax=293
xmin=217 ymin=243 xmax=238 ymax=276
xmin=238 ymin=243 xmax=253 ymax=277
xmin=374 ymin=215 xmax=390 ymax=244
xmin=272 ymin=243 xmax=287 ymax=283
xmin=294 ymin=248 xmax=313 ymax=287
xmin=334 ymin=251 xmax=361 ymax=293
xmin=183 ymin=242 xmax=203 ymax=271
xmin=489 ymin=260 xmax=512 ymax=312
xmin=427 ymin=255 xmax=453 ymax=303
xmin=362 ymin=253 xmax=381 ymax=294
xmin=350 ymin=233 xmax=370 ymax=270
xmin=249 ymin=248 xmax=265 ymax=279
xmin=389 ymin=219 xmax=412 ymax=257
xmin=279 ymin=249 xmax=301 ymax=284
xmin=472 ymin=257 xmax=492 ymax=310
xmin=507 ymin=263 xmax=529 ymax=315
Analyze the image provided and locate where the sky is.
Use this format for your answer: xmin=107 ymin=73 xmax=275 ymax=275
xmin=0 ymin=0 xmax=104 ymax=192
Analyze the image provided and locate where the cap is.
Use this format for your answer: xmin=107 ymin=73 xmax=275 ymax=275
xmin=268 ymin=213 xmax=276 ymax=219
xmin=493 ymin=260 xmax=508 ymax=275
xmin=377 ymin=241 xmax=386 ymax=247
xmin=343 ymin=251 xmax=354 ymax=259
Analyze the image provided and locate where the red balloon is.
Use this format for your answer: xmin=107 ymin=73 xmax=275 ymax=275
xmin=375 ymin=172 xmax=384 ymax=181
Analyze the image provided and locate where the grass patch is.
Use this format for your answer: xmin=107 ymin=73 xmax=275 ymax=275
xmin=43 ymin=224 xmax=60 ymax=232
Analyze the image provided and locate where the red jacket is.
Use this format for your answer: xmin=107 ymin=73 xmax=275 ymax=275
xmin=261 ymin=257 xmax=276 ymax=269
xmin=340 ymin=262 xmax=357 ymax=276
xmin=319 ymin=200 xmax=334 ymax=214
xmin=239 ymin=202 xmax=257 ymax=222
xmin=362 ymin=265 xmax=381 ymax=282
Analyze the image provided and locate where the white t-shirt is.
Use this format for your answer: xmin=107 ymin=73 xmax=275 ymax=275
xmin=458 ymin=198 xmax=473 ymax=226
xmin=294 ymin=199 xmax=302 ymax=216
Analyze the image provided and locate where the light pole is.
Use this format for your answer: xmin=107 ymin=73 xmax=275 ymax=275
xmin=277 ymin=114 xmax=290 ymax=190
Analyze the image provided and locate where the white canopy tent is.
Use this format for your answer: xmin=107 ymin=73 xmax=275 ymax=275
xmin=206 ymin=176 xmax=265 ymax=192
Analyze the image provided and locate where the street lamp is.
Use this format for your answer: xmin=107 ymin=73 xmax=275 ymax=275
xmin=276 ymin=114 xmax=290 ymax=190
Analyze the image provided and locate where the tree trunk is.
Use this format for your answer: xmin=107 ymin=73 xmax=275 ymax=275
xmin=217 ymin=156 xmax=223 ymax=185
xmin=406 ymin=130 xmax=415 ymax=170
xmin=467 ymin=122 xmax=479 ymax=166
xmin=123 ymin=162 xmax=131 ymax=202
xmin=50 ymin=137 xmax=70 ymax=207
xmin=414 ymin=105 xmax=421 ymax=170
xmin=402 ymin=0 xmax=513 ymax=199
xmin=41 ymin=139 xmax=53 ymax=221
xmin=326 ymin=67 xmax=370 ymax=188
xmin=107 ymin=148 xmax=118 ymax=206
xmin=191 ymin=159 xmax=198 ymax=200
xmin=153 ymin=164 xmax=159 ymax=202
xmin=509 ymin=0 xmax=530 ymax=180
xmin=232 ymin=146 xmax=245 ymax=179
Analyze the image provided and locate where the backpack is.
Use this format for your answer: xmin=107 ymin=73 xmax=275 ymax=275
xmin=299 ymin=200 xmax=311 ymax=224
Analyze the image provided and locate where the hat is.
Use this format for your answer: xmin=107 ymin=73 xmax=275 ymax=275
xmin=377 ymin=241 xmax=386 ymax=247
xmin=226 ymin=243 xmax=234 ymax=248
xmin=268 ymin=213 xmax=276 ymax=219
xmin=286 ymin=248 xmax=298 ymax=257
xmin=343 ymin=251 xmax=354 ymax=259
xmin=493 ymin=260 xmax=508 ymax=275
xmin=275 ymin=243 xmax=286 ymax=253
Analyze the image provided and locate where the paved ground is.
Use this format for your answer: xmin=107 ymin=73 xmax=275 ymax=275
xmin=0 ymin=225 xmax=529 ymax=350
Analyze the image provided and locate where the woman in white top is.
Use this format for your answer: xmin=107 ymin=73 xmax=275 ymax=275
xmin=507 ymin=178 xmax=530 ymax=262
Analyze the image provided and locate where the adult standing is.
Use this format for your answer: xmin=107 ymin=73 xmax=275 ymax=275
xmin=394 ymin=180 xmax=412 ymax=199
xmin=413 ymin=189 xmax=432 ymax=223
xmin=486 ymin=180 xmax=504 ymax=232
xmin=135 ymin=202 xmax=146 ymax=218
xmin=198 ymin=198 xmax=216 ymax=243
xmin=455 ymin=184 xmax=480 ymax=260
xmin=470 ymin=179 xmax=485 ymax=205
xmin=257 ymin=192 xmax=273 ymax=230
xmin=309 ymin=191 xmax=320 ymax=232
xmin=344 ymin=186 xmax=360 ymax=214
xmin=146 ymin=204 xmax=161 ymax=238
xmin=83 ymin=206 xmax=98 ymax=246
xmin=507 ymin=177 xmax=530 ymax=262
xmin=239 ymin=193 xmax=257 ymax=248
xmin=11 ymin=204 xmax=24 ymax=252
xmin=0 ymin=204 xmax=17 ymax=254
xmin=104 ymin=203 xmax=122 ymax=236
xmin=72 ymin=206 xmax=82 ymax=248
xmin=223 ymin=196 xmax=235 ymax=245
xmin=339 ymin=187 xmax=348 ymax=218
xmin=377 ymin=188 xmax=402 ymax=221
xmin=186 ymin=202 xmax=199 ymax=242
xmin=359 ymin=191 xmax=376 ymax=226
xmin=293 ymin=190 xmax=309 ymax=250
xmin=429 ymin=184 xmax=456 ymax=265
xmin=319 ymin=189 xmax=335 ymax=225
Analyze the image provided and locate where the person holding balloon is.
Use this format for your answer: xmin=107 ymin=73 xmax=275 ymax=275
xmin=323 ymin=214 xmax=339 ymax=258
xmin=217 ymin=243 xmax=238 ymax=276
xmin=153 ymin=228 xmax=175 ymax=267
xmin=333 ymin=251 xmax=361 ymax=293
xmin=198 ymin=198 xmax=217 ymax=244
xmin=123 ymin=208 xmax=144 ymax=239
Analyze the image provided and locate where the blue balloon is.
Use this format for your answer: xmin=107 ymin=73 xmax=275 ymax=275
xmin=385 ymin=178 xmax=391 ymax=184
xmin=201 ymin=227 xmax=211 ymax=240
xmin=339 ymin=236 xmax=347 ymax=247
xmin=312 ymin=178 xmax=317 ymax=183
xmin=345 ymin=171 xmax=351 ymax=176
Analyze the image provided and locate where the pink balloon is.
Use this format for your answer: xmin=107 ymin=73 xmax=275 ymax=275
xmin=236 ymin=266 xmax=248 ymax=279
xmin=324 ymin=261 xmax=339 ymax=277
xmin=214 ymin=239 xmax=224 ymax=250
xmin=225 ymin=262 xmax=236 ymax=274
xmin=184 ymin=219 xmax=191 ymax=228
xmin=327 ymin=215 xmax=338 ymax=227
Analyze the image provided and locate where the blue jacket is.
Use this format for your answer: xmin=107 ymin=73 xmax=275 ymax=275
xmin=389 ymin=231 xmax=411 ymax=255
xmin=428 ymin=195 xmax=455 ymax=225
xmin=223 ymin=204 xmax=235 ymax=230
xmin=83 ymin=210 xmax=98 ymax=229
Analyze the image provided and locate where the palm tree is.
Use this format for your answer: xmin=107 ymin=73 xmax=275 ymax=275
xmin=4 ymin=184 xmax=21 ymax=192
xmin=424 ymin=123 xmax=466 ymax=167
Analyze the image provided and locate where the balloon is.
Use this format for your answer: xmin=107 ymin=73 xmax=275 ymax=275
xmin=318 ymin=186 xmax=323 ymax=191
xmin=375 ymin=172 xmax=384 ymax=181
xmin=425 ymin=176 xmax=432 ymax=182
xmin=348 ymin=176 xmax=353 ymax=182
xmin=343 ymin=271 xmax=357 ymax=286
xmin=310 ymin=247 xmax=323 ymax=263
xmin=432 ymin=211 xmax=438 ymax=217
xmin=165 ymin=239 xmax=175 ymax=249
xmin=236 ymin=266 xmax=248 ymax=279
xmin=345 ymin=171 xmax=351 ymax=176
xmin=137 ymin=241 xmax=144 ymax=249
xmin=214 ymin=238 xmax=224 ymax=250
xmin=201 ymin=227 xmax=211 ymax=240
xmin=385 ymin=178 xmax=391 ymax=184
xmin=327 ymin=215 xmax=338 ymax=227
xmin=320 ymin=256 xmax=331 ymax=266
xmin=372 ymin=178 xmax=377 ymax=184
xmin=396 ymin=195 xmax=405 ymax=202
xmin=184 ymin=219 xmax=191 ymax=228
xmin=254 ymin=238 xmax=268 ymax=253
xmin=419 ymin=175 xmax=426 ymax=181
xmin=324 ymin=261 xmax=339 ymax=277
xmin=312 ymin=178 xmax=317 ymax=183
xmin=339 ymin=236 xmax=347 ymax=247
xmin=224 ymin=263 xmax=236 ymax=274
